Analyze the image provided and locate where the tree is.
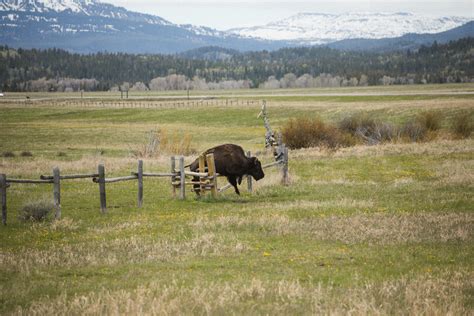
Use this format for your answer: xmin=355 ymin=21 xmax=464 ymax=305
xmin=130 ymin=81 xmax=149 ymax=91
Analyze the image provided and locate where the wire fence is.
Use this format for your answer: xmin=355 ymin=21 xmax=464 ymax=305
xmin=0 ymin=98 xmax=260 ymax=109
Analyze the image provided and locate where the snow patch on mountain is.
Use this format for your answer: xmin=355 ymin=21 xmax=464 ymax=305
xmin=228 ymin=12 xmax=473 ymax=44
xmin=0 ymin=0 xmax=173 ymax=25
xmin=180 ymin=24 xmax=227 ymax=37
xmin=0 ymin=0 xmax=95 ymax=14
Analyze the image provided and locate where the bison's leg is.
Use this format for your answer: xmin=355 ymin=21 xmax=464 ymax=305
xmin=189 ymin=161 xmax=202 ymax=196
xmin=227 ymin=175 xmax=240 ymax=195
xmin=237 ymin=176 xmax=243 ymax=185
xmin=192 ymin=175 xmax=201 ymax=196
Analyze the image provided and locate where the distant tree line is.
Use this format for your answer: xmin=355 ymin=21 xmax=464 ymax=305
xmin=0 ymin=37 xmax=472 ymax=92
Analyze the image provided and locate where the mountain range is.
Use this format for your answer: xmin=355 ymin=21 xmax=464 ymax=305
xmin=0 ymin=0 xmax=472 ymax=54
xmin=229 ymin=12 xmax=471 ymax=45
xmin=0 ymin=0 xmax=288 ymax=53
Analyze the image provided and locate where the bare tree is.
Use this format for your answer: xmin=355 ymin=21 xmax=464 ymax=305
xmin=359 ymin=74 xmax=369 ymax=86
xmin=260 ymin=76 xmax=280 ymax=89
xmin=130 ymin=81 xmax=149 ymax=91
xmin=295 ymin=74 xmax=313 ymax=88
xmin=280 ymin=73 xmax=297 ymax=88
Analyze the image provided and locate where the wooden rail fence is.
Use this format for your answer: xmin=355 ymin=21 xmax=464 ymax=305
xmin=0 ymin=146 xmax=288 ymax=225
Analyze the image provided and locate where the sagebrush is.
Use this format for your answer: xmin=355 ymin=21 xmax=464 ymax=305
xmin=282 ymin=117 xmax=354 ymax=149
xmin=416 ymin=110 xmax=442 ymax=131
xmin=18 ymin=199 xmax=55 ymax=222
xmin=451 ymin=111 xmax=473 ymax=138
xmin=339 ymin=114 xmax=399 ymax=145
xmin=401 ymin=120 xmax=427 ymax=142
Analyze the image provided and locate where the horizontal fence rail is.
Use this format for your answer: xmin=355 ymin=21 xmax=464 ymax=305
xmin=0 ymin=144 xmax=289 ymax=225
xmin=40 ymin=173 xmax=99 ymax=180
xmin=262 ymin=160 xmax=283 ymax=169
xmin=6 ymin=178 xmax=54 ymax=184
xmin=132 ymin=172 xmax=176 ymax=177
xmin=92 ymin=175 xmax=138 ymax=183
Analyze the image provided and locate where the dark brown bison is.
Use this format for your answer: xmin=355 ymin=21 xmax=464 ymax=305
xmin=188 ymin=144 xmax=264 ymax=195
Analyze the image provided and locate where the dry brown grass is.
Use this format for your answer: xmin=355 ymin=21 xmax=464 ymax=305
xmin=310 ymin=179 xmax=377 ymax=186
xmin=241 ymin=199 xmax=376 ymax=212
xmin=436 ymin=160 xmax=474 ymax=186
xmin=11 ymin=270 xmax=472 ymax=315
xmin=48 ymin=218 xmax=81 ymax=231
xmin=0 ymin=233 xmax=247 ymax=275
xmin=268 ymin=98 xmax=474 ymax=111
xmin=131 ymin=129 xmax=196 ymax=158
xmin=249 ymin=169 xmax=299 ymax=191
xmin=7 ymin=212 xmax=470 ymax=279
xmin=290 ymin=138 xmax=474 ymax=160
xmin=191 ymin=212 xmax=473 ymax=244
xmin=158 ymin=129 xmax=196 ymax=156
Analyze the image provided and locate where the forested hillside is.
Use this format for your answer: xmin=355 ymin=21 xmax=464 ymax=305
xmin=0 ymin=37 xmax=472 ymax=92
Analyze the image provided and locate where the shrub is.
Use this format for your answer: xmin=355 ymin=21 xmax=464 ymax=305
xmin=132 ymin=128 xmax=196 ymax=157
xmin=19 ymin=199 xmax=55 ymax=222
xmin=282 ymin=117 xmax=354 ymax=149
xmin=339 ymin=114 xmax=397 ymax=145
xmin=57 ymin=152 xmax=67 ymax=157
xmin=339 ymin=114 xmax=377 ymax=136
xmin=356 ymin=122 xmax=400 ymax=145
xmin=416 ymin=110 xmax=442 ymax=131
xmin=20 ymin=151 xmax=33 ymax=157
xmin=2 ymin=151 xmax=15 ymax=158
xmin=401 ymin=120 xmax=427 ymax=142
xmin=164 ymin=132 xmax=195 ymax=156
xmin=451 ymin=112 xmax=473 ymax=139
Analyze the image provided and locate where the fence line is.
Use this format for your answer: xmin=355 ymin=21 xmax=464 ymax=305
xmin=1 ymin=98 xmax=260 ymax=110
xmin=0 ymin=146 xmax=289 ymax=225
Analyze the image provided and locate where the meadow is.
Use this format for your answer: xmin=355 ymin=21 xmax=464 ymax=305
xmin=0 ymin=84 xmax=473 ymax=314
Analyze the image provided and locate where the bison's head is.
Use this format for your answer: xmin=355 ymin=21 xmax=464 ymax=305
xmin=249 ymin=157 xmax=265 ymax=181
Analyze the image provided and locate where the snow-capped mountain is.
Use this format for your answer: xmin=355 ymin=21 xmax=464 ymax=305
xmin=0 ymin=1 xmax=472 ymax=53
xmin=229 ymin=12 xmax=472 ymax=44
xmin=0 ymin=0 xmax=287 ymax=53
xmin=2 ymin=0 xmax=101 ymax=15
xmin=0 ymin=0 xmax=174 ymax=26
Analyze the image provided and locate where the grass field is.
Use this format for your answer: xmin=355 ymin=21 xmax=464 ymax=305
xmin=2 ymin=82 xmax=474 ymax=100
xmin=0 ymin=84 xmax=473 ymax=314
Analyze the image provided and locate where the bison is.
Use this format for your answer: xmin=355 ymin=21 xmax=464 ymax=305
xmin=188 ymin=144 xmax=264 ymax=195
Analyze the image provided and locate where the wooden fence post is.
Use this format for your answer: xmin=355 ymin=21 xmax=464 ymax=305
xmin=247 ymin=151 xmax=253 ymax=193
xmin=171 ymin=156 xmax=176 ymax=197
xmin=206 ymin=153 xmax=217 ymax=198
xmin=98 ymin=164 xmax=107 ymax=213
xmin=199 ymin=154 xmax=206 ymax=195
xmin=179 ymin=156 xmax=185 ymax=200
xmin=1 ymin=174 xmax=7 ymax=225
xmin=276 ymin=132 xmax=283 ymax=160
xmin=53 ymin=167 xmax=61 ymax=219
xmin=137 ymin=160 xmax=143 ymax=208
xmin=282 ymin=145 xmax=289 ymax=186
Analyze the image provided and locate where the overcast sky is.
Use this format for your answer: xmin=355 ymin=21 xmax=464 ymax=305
xmin=107 ymin=1 xmax=474 ymax=30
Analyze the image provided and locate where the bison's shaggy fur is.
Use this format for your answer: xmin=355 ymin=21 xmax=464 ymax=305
xmin=189 ymin=144 xmax=264 ymax=195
